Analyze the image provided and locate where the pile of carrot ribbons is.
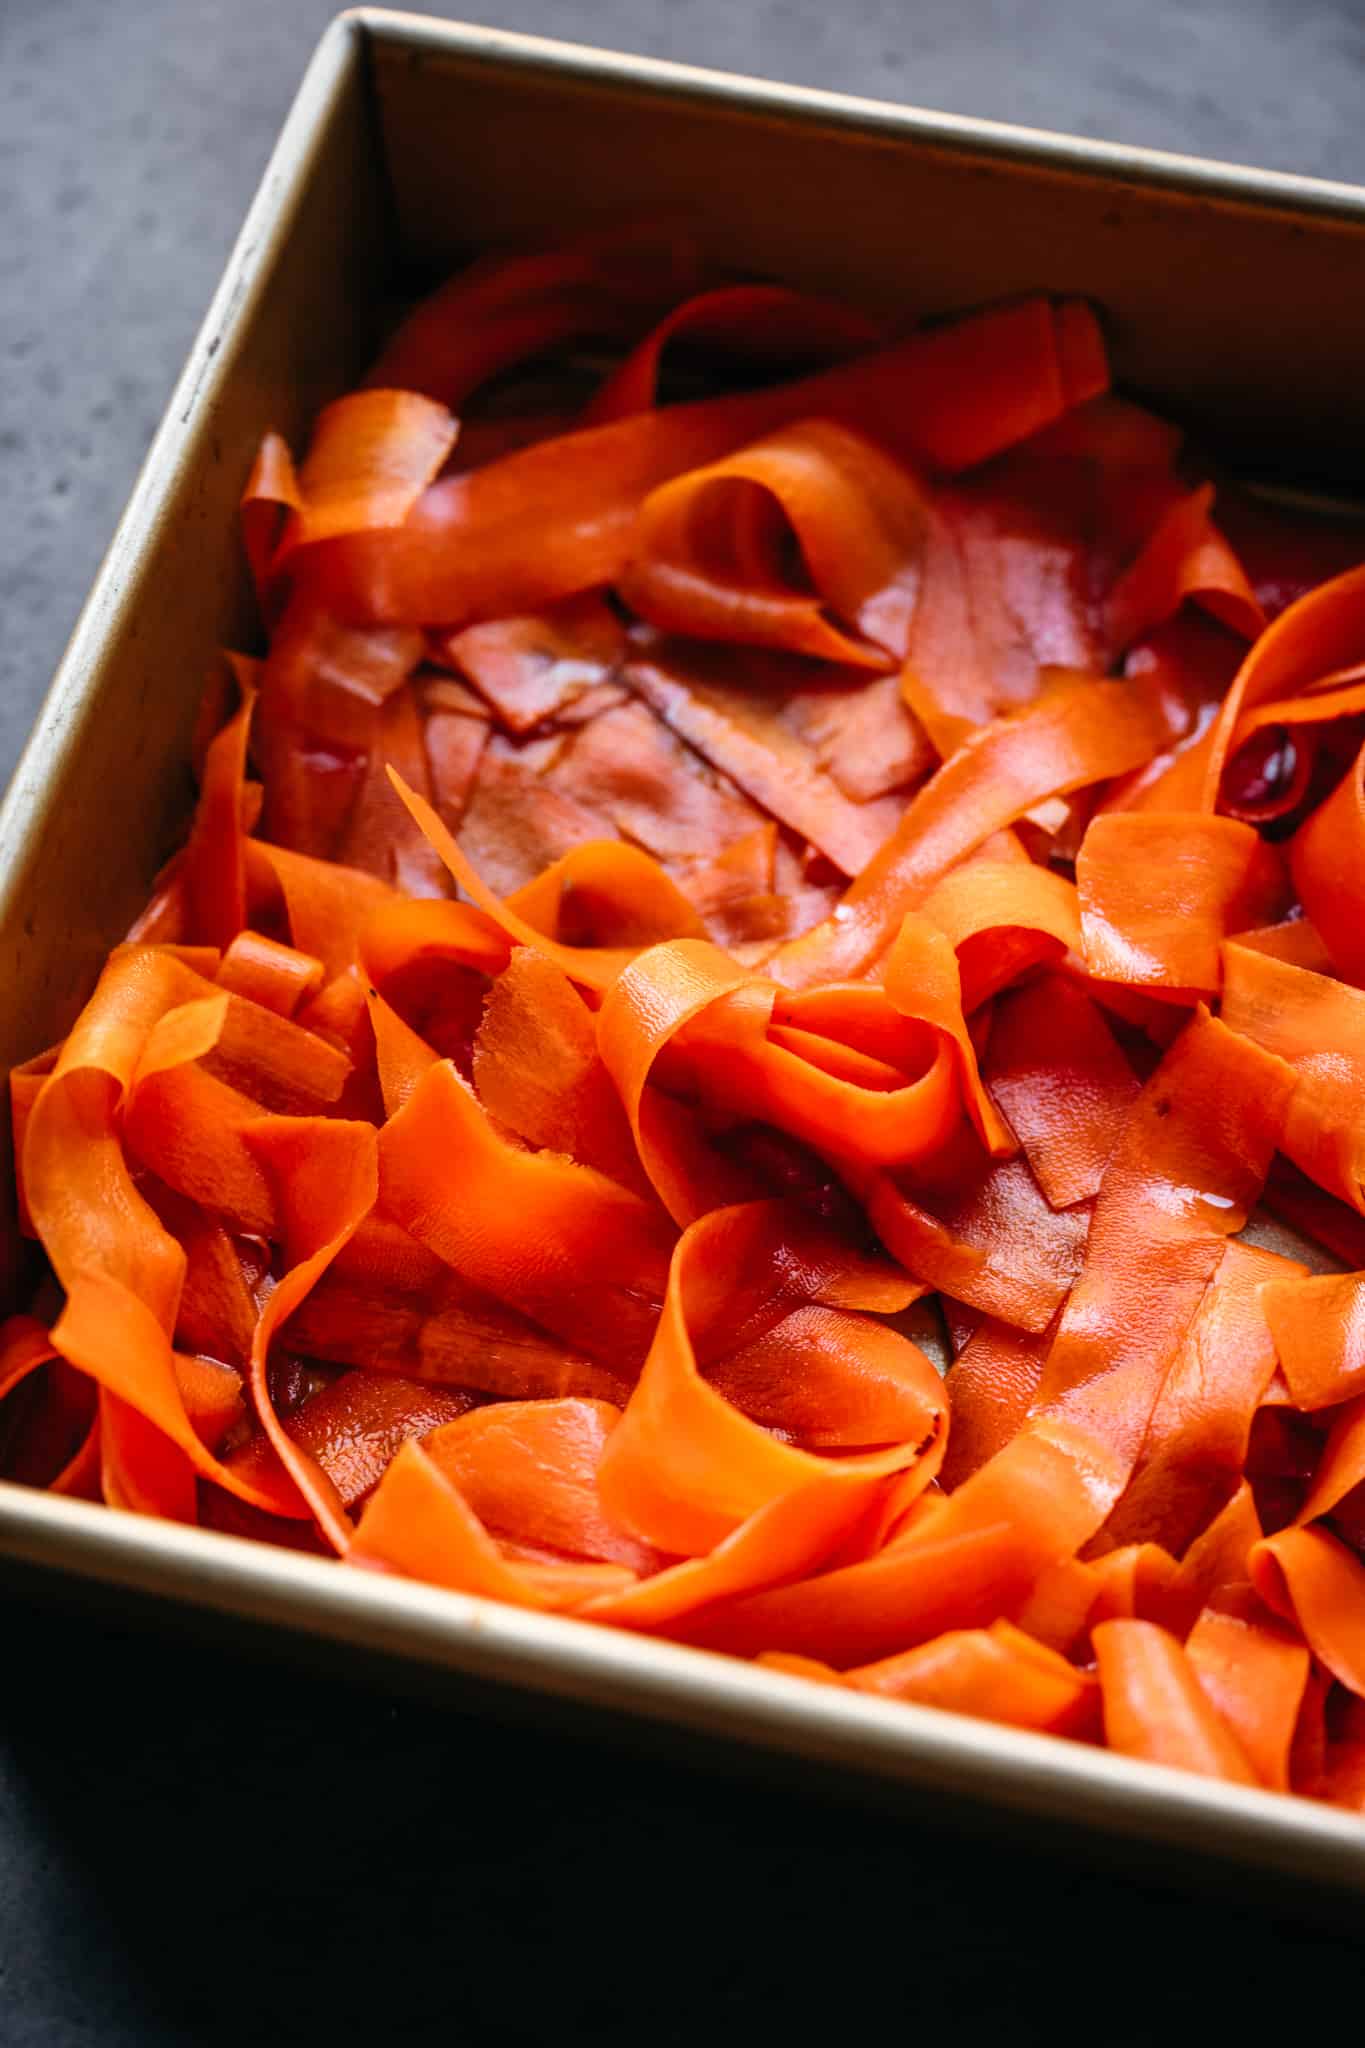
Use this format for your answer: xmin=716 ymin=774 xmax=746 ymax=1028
xmin=8 ymin=224 xmax=1365 ymax=1809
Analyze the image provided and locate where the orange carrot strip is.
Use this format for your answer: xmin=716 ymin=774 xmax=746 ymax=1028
xmin=388 ymin=769 xmax=705 ymax=992
xmin=0 ymin=1317 xmax=59 ymax=1405
xmin=624 ymin=640 xmax=906 ymax=876
xmin=984 ymin=972 xmax=1139 ymax=1208
xmin=580 ymin=1474 xmax=887 ymax=1632
xmin=596 ymin=1201 xmax=945 ymax=1556
xmin=1092 ymin=1619 xmax=1259 ymax=1782
xmin=287 ymin=1220 xmax=629 ymax=1408
xmin=216 ymin=931 xmax=324 ymax=1017
xmin=309 ymin=299 xmax=1105 ymax=627
xmin=1295 ymin=1393 xmax=1365 ymax=1527
xmin=240 ymin=430 xmax=300 ymax=601
xmin=919 ymin=859 xmax=1082 ymax=1013
xmin=1289 ymin=737 xmax=1365 ymax=982
xmin=618 ymin=420 xmax=925 ymax=666
xmin=940 ymin=1320 xmax=1052 ymax=1490
xmin=1030 ymin=1010 xmax=1293 ymax=1476
xmin=1230 ymin=918 xmax=1333 ymax=973
xmin=284 ymin=390 xmax=457 ymax=551
xmin=1232 ymin=657 xmax=1365 ymax=743
xmin=1078 ymin=812 xmax=1287 ymax=996
xmin=1173 ymin=1482 xmax=1265 ymax=1617
xmin=769 ymin=671 xmax=1184 ymax=988
xmin=1221 ymin=940 xmax=1365 ymax=1212
xmin=848 ymin=1618 xmax=1097 ymax=1738
xmin=471 ymin=947 xmax=650 ymax=1194
xmin=898 ymin=468 xmax=1104 ymax=755
xmin=226 ymin=1371 xmax=478 ymax=1515
xmin=423 ymin=1399 xmax=656 ymax=1572
xmin=1103 ymin=484 xmax=1264 ymax=655
xmin=366 ymin=226 xmax=706 ymax=407
xmin=378 ymin=1056 xmax=674 ymax=1368
xmin=182 ymin=657 xmax=257 ymax=949
xmin=1202 ymin=560 xmax=1365 ymax=810
xmin=1184 ymin=1592 xmax=1310 ymax=1792
xmin=439 ymin=593 xmax=625 ymax=733
xmin=1086 ymin=1542 xmax=1191 ymax=1634
xmin=1100 ymin=1240 xmax=1305 ymax=1556
xmin=349 ymin=1440 xmax=562 ymax=1608
xmin=584 ymin=281 xmax=882 ymax=423
xmin=241 ymin=1115 xmax=379 ymax=1550
xmin=1261 ymin=1271 xmax=1365 ymax=1410
xmin=686 ymin=1414 xmax=1115 ymax=1663
xmin=334 ymin=680 xmax=449 ymax=896
xmin=1251 ymin=1525 xmax=1365 ymax=1698
xmin=247 ymin=839 xmax=396 ymax=979
xmin=598 ymin=933 xmax=997 ymax=1224
xmin=869 ymin=1143 xmax=1088 ymax=1334
xmin=251 ymin=586 xmax=423 ymax=857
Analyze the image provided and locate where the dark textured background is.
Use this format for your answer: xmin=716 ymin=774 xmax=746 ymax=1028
xmin=5 ymin=3 xmax=1365 ymax=2040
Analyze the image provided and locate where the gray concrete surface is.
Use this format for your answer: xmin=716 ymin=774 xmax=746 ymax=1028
xmin=3 ymin=0 xmax=1365 ymax=792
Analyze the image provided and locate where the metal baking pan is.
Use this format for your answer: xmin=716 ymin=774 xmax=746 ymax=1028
xmin=3 ymin=7 xmax=1365 ymax=1889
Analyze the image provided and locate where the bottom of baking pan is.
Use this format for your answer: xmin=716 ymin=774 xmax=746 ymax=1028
xmin=3 ymin=1483 xmax=1363 ymax=1894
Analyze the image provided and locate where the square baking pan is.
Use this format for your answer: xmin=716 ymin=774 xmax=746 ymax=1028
xmin=3 ymin=7 xmax=1365 ymax=1890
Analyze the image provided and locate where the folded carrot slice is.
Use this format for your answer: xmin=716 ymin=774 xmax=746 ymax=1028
xmin=0 ymin=1316 xmax=59 ymax=1406
xmin=1103 ymin=483 xmax=1264 ymax=656
xmin=769 ymin=670 xmax=1185 ymax=988
xmin=240 ymin=432 xmax=300 ymax=604
xmin=1251 ymin=1526 xmax=1365 ymax=1698
xmin=848 ymin=1618 xmax=1098 ymax=1737
xmin=1085 ymin=1543 xmax=1192 ymax=1634
xmin=1093 ymin=1619 xmax=1259 ymax=1782
xmin=242 ymin=1115 xmax=380 ymax=1551
xmin=281 ymin=390 xmax=458 ymax=554
xmin=1260 ymin=1272 xmax=1365 ymax=1410
xmin=226 ymin=1371 xmax=479 ymax=1514
xmin=422 ymin=1399 xmax=656 ymax=1572
xmin=389 ymin=769 xmax=705 ymax=992
xmin=919 ymin=859 xmax=1082 ymax=1013
xmin=688 ymin=1412 xmax=1116 ymax=1662
xmin=379 ymin=1056 xmax=674 ymax=1368
xmin=983 ymin=973 xmax=1139 ymax=1208
xmin=216 ymin=930 xmax=324 ymax=1017
xmin=1078 ymin=812 xmax=1286 ymax=996
xmin=1221 ymin=940 xmax=1365 ymax=1211
xmin=182 ymin=658 xmax=257 ymax=948
xmin=472 ymin=947 xmax=649 ymax=1194
xmin=286 ymin=1231 xmax=630 ymax=1409
xmin=617 ymin=419 xmax=925 ymax=666
xmin=596 ymin=1200 xmax=945 ymax=1555
xmin=1295 ymin=1394 xmax=1365 ymax=1528
xmin=1100 ymin=1239 xmax=1305 ymax=1556
xmin=1184 ymin=1591 xmax=1310 ymax=1792
xmin=349 ymin=1438 xmax=616 ymax=1610
xmin=584 ymin=282 xmax=882 ymax=423
xmin=1289 ymin=736 xmax=1365 ymax=982
xmin=1201 ymin=560 xmax=1365 ymax=810
xmin=1030 ymin=1009 xmax=1293 ymax=1473
xmin=869 ymin=1141 xmax=1087 ymax=1333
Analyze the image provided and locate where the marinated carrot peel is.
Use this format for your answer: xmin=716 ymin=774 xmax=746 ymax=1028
xmin=9 ymin=229 xmax=1365 ymax=1816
